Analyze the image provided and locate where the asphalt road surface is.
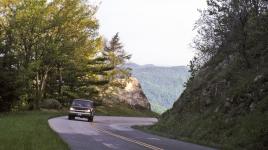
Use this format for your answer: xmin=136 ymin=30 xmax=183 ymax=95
xmin=49 ymin=116 xmax=215 ymax=150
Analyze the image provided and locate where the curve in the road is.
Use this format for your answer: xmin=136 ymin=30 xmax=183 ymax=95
xmin=49 ymin=116 xmax=215 ymax=150
xmin=92 ymin=124 xmax=163 ymax=150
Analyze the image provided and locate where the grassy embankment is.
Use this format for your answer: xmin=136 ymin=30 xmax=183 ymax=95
xmin=0 ymin=111 xmax=69 ymax=150
xmin=95 ymin=104 xmax=159 ymax=117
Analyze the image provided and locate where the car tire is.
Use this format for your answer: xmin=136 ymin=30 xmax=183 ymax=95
xmin=68 ymin=116 xmax=74 ymax=120
xmin=88 ymin=116 xmax=93 ymax=122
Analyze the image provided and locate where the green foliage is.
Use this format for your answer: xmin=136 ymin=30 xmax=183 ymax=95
xmin=0 ymin=0 xmax=131 ymax=111
xmin=96 ymin=33 xmax=132 ymax=100
xmin=189 ymin=0 xmax=268 ymax=80
xmin=40 ymin=99 xmax=62 ymax=110
xmin=95 ymin=104 xmax=158 ymax=117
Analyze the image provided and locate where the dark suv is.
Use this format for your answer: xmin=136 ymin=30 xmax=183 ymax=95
xmin=68 ymin=99 xmax=95 ymax=122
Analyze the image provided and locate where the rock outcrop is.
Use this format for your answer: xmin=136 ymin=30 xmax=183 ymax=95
xmin=102 ymin=77 xmax=151 ymax=110
xmin=152 ymin=51 xmax=268 ymax=149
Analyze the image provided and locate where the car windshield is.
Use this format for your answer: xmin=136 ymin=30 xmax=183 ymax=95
xmin=72 ymin=100 xmax=92 ymax=108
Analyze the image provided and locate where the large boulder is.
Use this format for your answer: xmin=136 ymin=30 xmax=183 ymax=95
xmin=103 ymin=77 xmax=151 ymax=110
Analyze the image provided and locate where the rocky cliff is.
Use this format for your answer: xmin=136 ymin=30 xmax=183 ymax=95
xmin=148 ymin=1 xmax=268 ymax=149
xmin=150 ymin=53 xmax=268 ymax=149
xmin=102 ymin=77 xmax=151 ymax=110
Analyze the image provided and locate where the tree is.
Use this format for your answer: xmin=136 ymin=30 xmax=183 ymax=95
xmin=104 ymin=33 xmax=131 ymax=79
xmin=191 ymin=0 xmax=268 ymax=76
xmin=92 ymin=33 xmax=132 ymax=101
xmin=0 ymin=0 xmax=100 ymax=110
xmin=0 ymin=0 xmax=133 ymax=111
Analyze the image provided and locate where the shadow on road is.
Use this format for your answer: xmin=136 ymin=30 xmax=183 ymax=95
xmin=63 ymin=117 xmax=90 ymax=123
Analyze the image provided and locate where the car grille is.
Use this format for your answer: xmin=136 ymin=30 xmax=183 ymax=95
xmin=73 ymin=107 xmax=88 ymax=110
xmin=73 ymin=110 xmax=87 ymax=113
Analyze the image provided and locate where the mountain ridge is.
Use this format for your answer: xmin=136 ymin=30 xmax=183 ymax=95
xmin=126 ymin=63 xmax=190 ymax=113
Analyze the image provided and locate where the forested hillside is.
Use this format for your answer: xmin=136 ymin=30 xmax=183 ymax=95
xmin=126 ymin=63 xmax=189 ymax=113
xmin=150 ymin=0 xmax=268 ymax=149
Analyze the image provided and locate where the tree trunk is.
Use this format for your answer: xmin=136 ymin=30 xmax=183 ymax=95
xmin=34 ymin=72 xmax=40 ymax=110
xmin=34 ymin=68 xmax=50 ymax=110
xmin=58 ymin=66 xmax=63 ymax=103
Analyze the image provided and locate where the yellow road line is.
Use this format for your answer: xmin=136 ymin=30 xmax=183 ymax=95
xmin=91 ymin=123 xmax=164 ymax=150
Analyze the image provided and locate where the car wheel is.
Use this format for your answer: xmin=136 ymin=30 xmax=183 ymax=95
xmin=68 ymin=116 xmax=74 ymax=120
xmin=88 ymin=117 xmax=93 ymax=122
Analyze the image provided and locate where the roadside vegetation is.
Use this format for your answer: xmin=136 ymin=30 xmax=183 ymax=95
xmin=95 ymin=104 xmax=159 ymax=117
xmin=0 ymin=111 xmax=69 ymax=150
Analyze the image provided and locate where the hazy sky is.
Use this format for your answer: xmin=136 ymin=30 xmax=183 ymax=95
xmin=92 ymin=0 xmax=207 ymax=66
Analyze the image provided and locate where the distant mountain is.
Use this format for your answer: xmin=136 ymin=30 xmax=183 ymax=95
xmin=125 ymin=63 xmax=190 ymax=113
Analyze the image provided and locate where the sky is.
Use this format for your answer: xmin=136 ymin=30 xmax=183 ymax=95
xmin=91 ymin=0 xmax=207 ymax=66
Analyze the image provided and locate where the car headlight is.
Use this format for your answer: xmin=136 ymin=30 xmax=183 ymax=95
xmin=70 ymin=107 xmax=75 ymax=111
xmin=85 ymin=109 xmax=91 ymax=113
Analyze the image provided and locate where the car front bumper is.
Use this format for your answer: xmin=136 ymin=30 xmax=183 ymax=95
xmin=69 ymin=111 xmax=93 ymax=118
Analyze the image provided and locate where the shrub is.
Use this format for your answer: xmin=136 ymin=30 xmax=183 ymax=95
xmin=40 ymin=99 xmax=62 ymax=110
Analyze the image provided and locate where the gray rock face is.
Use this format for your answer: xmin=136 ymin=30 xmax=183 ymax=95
xmin=103 ymin=77 xmax=151 ymax=110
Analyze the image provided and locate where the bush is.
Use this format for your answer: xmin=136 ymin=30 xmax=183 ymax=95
xmin=40 ymin=99 xmax=62 ymax=110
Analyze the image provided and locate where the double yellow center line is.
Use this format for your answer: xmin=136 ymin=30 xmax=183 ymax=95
xmin=91 ymin=123 xmax=164 ymax=150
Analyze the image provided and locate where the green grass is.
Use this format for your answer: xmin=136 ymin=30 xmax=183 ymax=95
xmin=0 ymin=111 xmax=69 ymax=150
xmin=95 ymin=104 xmax=159 ymax=118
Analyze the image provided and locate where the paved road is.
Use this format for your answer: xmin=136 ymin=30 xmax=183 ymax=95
xmin=49 ymin=116 xmax=215 ymax=150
